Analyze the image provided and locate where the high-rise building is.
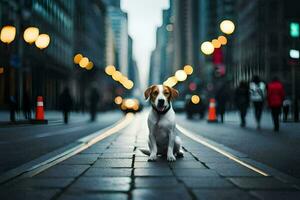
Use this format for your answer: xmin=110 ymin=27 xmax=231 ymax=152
xmin=104 ymin=1 xmax=129 ymax=76
xmin=73 ymin=0 xmax=112 ymax=111
xmin=149 ymin=6 xmax=175 ymax=85
xmin=173 ymin=0 xmax=199 ymax=72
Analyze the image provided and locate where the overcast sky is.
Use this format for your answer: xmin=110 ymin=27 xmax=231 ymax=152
xmin=121 ymin=0 xmax=169 ymax=89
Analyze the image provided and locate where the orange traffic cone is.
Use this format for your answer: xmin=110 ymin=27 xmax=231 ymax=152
xmin=207 ymin=98 xmax=218 ymax=123
xmin=32 ymin=96 xmax=48 ymax=124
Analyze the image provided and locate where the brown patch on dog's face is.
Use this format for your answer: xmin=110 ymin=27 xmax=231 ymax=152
xmin=144 ymin=85 xmax=159 ymax=103
xmin=163 ymin=86 xmax=171 ymax=100
xmin=163 ymin=86 xmax=179 ymax=101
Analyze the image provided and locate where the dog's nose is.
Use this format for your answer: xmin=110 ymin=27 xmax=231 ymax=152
xmin=158 ymin=99 xmax=165 ymax=106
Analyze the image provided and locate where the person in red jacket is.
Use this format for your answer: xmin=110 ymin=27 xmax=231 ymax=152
xmin=267 ymin=77 xmax=285 ymax=132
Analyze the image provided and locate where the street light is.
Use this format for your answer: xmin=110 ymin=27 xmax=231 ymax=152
xmin=175 ymin=70 xmax=187 ymax=81
xmin=184 ymin=65 xmax=193 ymax=75
xmin=73 ymin=54 xmax=83 ymax=64
xmin=35 ymin=34 xmax=50 ymax=49
xmin=86 ymin=61 xmax=94 ymax=70
xmin=105 ymin=65 xmax=116 ymax=75
xmin=201 ymin=41 xmax=214 ymax=55
xmin=218 ymin=36 xmax=227 ymax=45
xmin=163 ymin=76 xmax=177 ymax=88
xmin=112 ymin=71 xmax=122 ymax=81
xmin=0 ymin=25 xmax=16 ymax=44
xmin=220 ymin=20 xmax=235 ymax=35
xmin=23 ymin=27 xmax=39 ymax=44
xmin=212 ymin=39 xmax=221 ymax=48
xmin=79 ymin=57 xmax=89 ymax=68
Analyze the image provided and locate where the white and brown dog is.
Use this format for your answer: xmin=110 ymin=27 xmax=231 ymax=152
xmin=142 ymin=84 xmax=184 ymax=162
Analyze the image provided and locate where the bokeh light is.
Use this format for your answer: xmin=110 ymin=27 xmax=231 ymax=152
xmin=74 ymin=54 xmax=83 ymax=64
xmin=201 ymin=41 xmax=214 ymax=55
xmin=112 ymin=71 xmax=122 ymax=81
xmin=175 ymin=70 xmax=187 ymax=81
xmin=35 ymin=34 xmax=50 ymax=49
xmin=105 ymin=65 xmax=116 ymax=75
xmin=23 ymin=27 xmax=39 ymax=44
xmin=114 ymin=96 xmax=123 ymax=105
xmin=184 ymin=65 xmax=193 ymax=75
xmin=191 ymin=95 xmax=200 ymax=104
xmin=0 ymin=25 xmax=16 ymax=44
xmin=220 ymin=20 xmax=235 ymax=35
xmin=212 ymin=39 xmax=221 ymax=48
xmin=79 ymin=57 xmax=89 ymax=68
xmin=86 ymin=61 xmax=94 ymax=70
xmin=218 ymin=36 xmax=227 ymax=45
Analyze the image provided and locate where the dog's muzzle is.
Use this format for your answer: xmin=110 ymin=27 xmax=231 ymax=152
xmin=157 ymin=99 xmax=166 ymax=111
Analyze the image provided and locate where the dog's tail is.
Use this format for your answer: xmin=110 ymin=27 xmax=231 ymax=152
xmin=139 ymin=148 xmax=150 ymax=156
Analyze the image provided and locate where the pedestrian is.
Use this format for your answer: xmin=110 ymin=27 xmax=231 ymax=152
xmin=235 ymin=81 xmax=250 ymax=127
xmin=89 ymin=87 xmax=100 ymax=122
xmin=59 ymin=87 xmax=73 ymax=124
xmin=9 ymin=95 xmax=17 ymax=122
xmin=267 ymin=77 xmax=285 ymax=132
xmin=249 ymin=75 xmax=266 ymax=129
xmin=216 ymin=83 xmax=229 ymax=123
xmin=282 ymin=98 xmax=291 ymax=122
xmin=22 ymin=91 xmax=32 ymax=119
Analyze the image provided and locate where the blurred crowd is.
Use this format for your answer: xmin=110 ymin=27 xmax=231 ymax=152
xmin=184 ymin=75 xmax=297 ymax=132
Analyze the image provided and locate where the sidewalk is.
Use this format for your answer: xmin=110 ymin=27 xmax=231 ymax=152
xmin=1 ymin=112 xmax=299 ymax=200
xmin=0 ymin=110 xmax=119 ymax=126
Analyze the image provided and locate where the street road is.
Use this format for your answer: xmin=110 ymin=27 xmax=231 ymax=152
xmin=0 ymin=111 xmax=122 ymax=175
xmin=0 ymin=111 xmax=299 ymax=200
xmin=177 ymin=111 xmax=300 ymax=179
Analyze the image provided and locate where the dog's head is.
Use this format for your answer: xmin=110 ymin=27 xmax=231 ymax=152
xmin=144 ymin=84 xmax=179 ymax=112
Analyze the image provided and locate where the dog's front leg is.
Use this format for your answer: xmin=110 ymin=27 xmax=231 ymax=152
xmin=148 ymin=131 xmax=158 ymax=161
xmin=167 ymin=129 xmax=176 ymax=162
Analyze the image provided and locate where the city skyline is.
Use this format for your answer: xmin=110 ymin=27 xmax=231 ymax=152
xmin=121 ymin=0 xmax=169 ymax=88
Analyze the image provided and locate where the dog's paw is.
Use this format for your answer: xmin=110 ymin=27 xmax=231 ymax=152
xmin=148 ymin=154 xmax=157 ymax=162
xmin=167 ymin=154 xmax=176 ymax=162
xmin=176 ymin=150 xmax=184 ymax=158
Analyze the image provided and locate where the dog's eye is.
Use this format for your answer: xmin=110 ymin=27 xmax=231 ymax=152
xmin=164 ymin=91 xmax=170 ymax=95
xmin=153 ymin=91 xmax=158 ymax=96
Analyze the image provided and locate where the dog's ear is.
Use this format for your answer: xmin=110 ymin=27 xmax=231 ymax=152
xmin=167 ymin=86 xmax=179 ymax=100
xmin=144 ymin=85 xmax=154 ymax=100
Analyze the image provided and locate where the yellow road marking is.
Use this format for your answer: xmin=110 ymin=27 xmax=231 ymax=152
xmin=176 ymin=125 xmax=269 ymax=177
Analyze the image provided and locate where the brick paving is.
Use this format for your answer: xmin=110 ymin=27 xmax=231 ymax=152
xmin=1 ymin=114 xmax=300 ymax=200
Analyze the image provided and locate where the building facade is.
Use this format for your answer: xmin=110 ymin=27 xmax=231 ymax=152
xmin=0 ymin=0 xmax=75 ymax=109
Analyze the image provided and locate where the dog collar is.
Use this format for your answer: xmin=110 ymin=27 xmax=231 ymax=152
xmin=152 ymin=104 xmax=171 ymax=115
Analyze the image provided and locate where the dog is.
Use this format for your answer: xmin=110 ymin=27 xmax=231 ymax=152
xmin=142 ymin=84 xmax=184 ymax=162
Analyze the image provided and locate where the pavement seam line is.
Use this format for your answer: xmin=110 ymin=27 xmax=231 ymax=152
xmin=0 ymin=113 xmax=135 ymax=184
xmin=176 ymin=125 xmax=269 ymax=177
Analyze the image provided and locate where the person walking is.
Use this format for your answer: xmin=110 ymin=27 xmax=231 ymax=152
xmin=9 ymin=95 xmax=17 ymax=122
xmin=267 ymin=77 xmax=285 ymax=132
xmin=60 ymin=87 xmax=73 ymax=124
xmin=235 ymin=81 xmax=250 ymax=127
xmin=22 ymin=91 xmax=32 ymax=119
xmin=249 ymin=75 xmax=266 ymax=129
xmin=282 ymin=98 xmax=291 ymax=122
xmin=89 ymin=87 xmax=100 ymax=122
xmin=216 ymin=83 xmax=229 ymax=123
